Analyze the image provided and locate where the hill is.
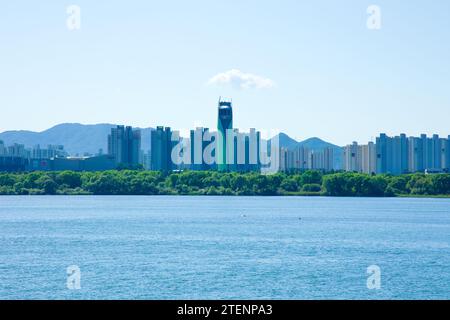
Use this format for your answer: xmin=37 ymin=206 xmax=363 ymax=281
xmin=1 ymin=125 xmax=342 ymax=168
xmin=271 ymin=133 xmax=343 ymax=170
xmin=0 ymin=123 xmax=152 ymax=156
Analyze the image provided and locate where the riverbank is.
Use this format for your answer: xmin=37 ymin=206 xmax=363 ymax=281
xmin=1 ymin=170 xmax=449 ymax=197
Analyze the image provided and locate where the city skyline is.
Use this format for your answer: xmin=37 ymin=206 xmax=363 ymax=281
xmin=2 ymin=120 xmax=449 ymax=174
xmin=1 ymin=1 xmax=450 ymax=145
xmin=1 ymin=120 xmax=449 ymax=148
xmin=0 ymin=122 xmax=449 ymax=150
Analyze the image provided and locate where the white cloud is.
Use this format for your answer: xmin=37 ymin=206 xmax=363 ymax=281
xmin=207 ymin=69 xmax=275 ymax=90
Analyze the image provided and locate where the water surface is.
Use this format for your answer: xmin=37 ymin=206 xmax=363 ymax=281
xmin=0 ymin=196 xmax=449 ymax=299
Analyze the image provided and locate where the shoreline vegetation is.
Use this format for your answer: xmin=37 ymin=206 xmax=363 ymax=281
xmin=0 ymin=170 xmax=449 ymax=198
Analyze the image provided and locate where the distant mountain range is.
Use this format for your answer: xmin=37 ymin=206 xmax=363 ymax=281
xmin=0 ymin=123 xmax=153 ymax=156
xmin=271 ymin=133 xmax=343 ymax=169
xmin=0 ymin=124 xmax=343 ymax=167
xmin=274 ymin=132 xmax=342 ymax=150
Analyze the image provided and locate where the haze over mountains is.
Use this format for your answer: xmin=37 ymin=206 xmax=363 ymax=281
xmin=272 ymin=133 xmax=343 ymax=169
xmin=0 ymin=123 xmax=152 ymax=156
xmin=274 ymin=133 xmax=341 ymax=151
xmin=0 ymin=124 xmax=343 ymax=164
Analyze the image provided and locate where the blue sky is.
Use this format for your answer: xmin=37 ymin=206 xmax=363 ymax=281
xmin=1 ymin=0 xmax=449 ymax=145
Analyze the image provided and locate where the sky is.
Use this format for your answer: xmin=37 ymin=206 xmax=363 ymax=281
xmin=0 ymin=0 xmax=449 ymax=145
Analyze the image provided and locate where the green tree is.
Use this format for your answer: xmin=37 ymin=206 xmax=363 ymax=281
xmin=35 ymin=175 xmax=58 ymax=195
xmin=429 ymin=175 xmax=450 ymax=195
xmin=56 ymin=171 xmax=82 ymax=189
xmin=300 ymin=171 xmax=323 ymax=185
xmin=280 ymin=178 xmax=298 ymax=192
xmin=301 ymin=183 xmax=322 ymax=192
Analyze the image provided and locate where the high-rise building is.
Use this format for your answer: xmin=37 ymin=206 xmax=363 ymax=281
xmin=279 ymin=146 xmax=333 ymax=172
xmin=107 ymin=125 xmax=141 ymax=168
xmin=224 ymin=128 xmax=261 ymax=172
xmin=296 ymin=147 xmax=307 ymax=170
xmin=413 ymin=134 xmax=446 ymax=172
xmin=439 ymin=137 xmax=447 ymax=172
xmin=391 ymin=134 xmax=409 ymax=174
xmin=342 ymin=142 xmax=376 ymax=174
xmin=422 ymin=134 xmax=433 ymax=170
xmin=217 ymin=98 xmax=233 ymax=171
xmin=309 ymin=150 xmax=325 ymax=170
xmin=0 ymin=140 xmax=5 ymax=156
xmin=189 ymin=127 xmax=213 ymax=171
xmin=408 ymin=136 xmax=422 ymax=173
xmin=343 ymin=142 xmax=360 ymax=172
xmin=376 ymin=134 xmax=389 ymax=174
xmin=31 ymin=145 xmax=67 ymax=159
xmin=279 ymin=147 xmax=288 ymax=172
xmin=446 ymin=136 xmax=450 ymax=171
xmin=323 ymin=147 xmax=334 ymax=172
xmin=361 ymin=142 xmax=376 ymax=174
xmin=291 ymin=146 xmax=309 ymax=170
xmin=372 ymin=133 xmax=450 ymax=174
xmin=7 ymin=143 xmax=27 ymax=158
xmin=151 ymin=126 xmax=177 ymax=171
xmin=432 ymin=134 xmax=442 ymax=170
xmin=238 ymin=128 xmax=260 ymax=172
xmin=376 ymin=134 xmax=408 ymax=174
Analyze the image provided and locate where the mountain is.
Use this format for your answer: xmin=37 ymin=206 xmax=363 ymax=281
xmin=272 ymin=133 xmax=341 ymax=150
xmin=1 ymin=125 xmax=342 ymax=168
xmin=271 ymin=133 xmax=343 ymax=170
xmin=0 ymin=123 xmax=153 ymax=156
xmin=297 ymin=137 xmax=340 ymax=151
xmin=274 ymin=132 xmax=300 ymax=150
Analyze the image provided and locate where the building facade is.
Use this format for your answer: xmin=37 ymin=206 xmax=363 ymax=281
xmin=107 ymin=125 xmax=142 ymax=168
xmin=189 ymin=127 xmax=213 ymax=171
xmin=217 ymin=98 xmax=233 ymax=171
xmin=151 ymin=126 xmax=177 ymax=171
xmin=344 ymin=133 xmax=450 ymax=175
xmin=361 ymin=142 xmax=376 ymax=175
xmin=279 ymin=146 xmax=334 ymax=172
xmin=343 ymin=142 xmax=360 ymax=173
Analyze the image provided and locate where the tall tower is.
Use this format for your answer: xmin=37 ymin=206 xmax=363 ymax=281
xmin=217 ymin=98 xmax=233 ymax=171
xmin=108 ymin=125 xmax=141 ymax=168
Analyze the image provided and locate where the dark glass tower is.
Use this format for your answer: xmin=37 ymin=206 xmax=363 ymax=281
xmin=150 ymin=126 xmax=175 ymax=171
xmin=107 ymin=125 xmax=141 ymax=168
xmin=217 ymin=98 xmax=233 ymax=171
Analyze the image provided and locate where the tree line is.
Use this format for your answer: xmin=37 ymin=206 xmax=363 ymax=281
xmin=0 ymin=170 xmax=449 ymax=197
